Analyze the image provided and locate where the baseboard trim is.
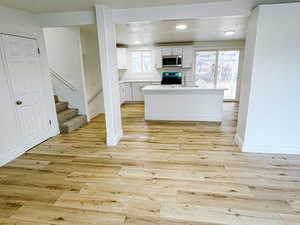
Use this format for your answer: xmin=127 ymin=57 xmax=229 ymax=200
xmin=242 ymin=144 xmax=300 ymax=155
xmin=235 ymin=133 xmax=243 ymax=149
xmin=0 ymin=131 xmax=52 ymax=167
xmin=235 ymin=133 xmax=300 ymax=155
xmin=0 ymin=146 xmax=28 ymax=167
xmin=106 ymin=129 xmax=123 ymax=146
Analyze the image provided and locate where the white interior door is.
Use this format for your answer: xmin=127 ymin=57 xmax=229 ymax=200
xmin=0 ymin=46 xmax=23 ymax=158
xmin=1 ymin=34 xmax=51 ymax=148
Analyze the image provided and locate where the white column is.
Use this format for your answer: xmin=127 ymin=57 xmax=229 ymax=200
xmin=95 ymin=5 xmax=123 ymax=146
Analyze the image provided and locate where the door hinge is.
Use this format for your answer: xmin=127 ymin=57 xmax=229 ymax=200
xmin=37 ymin=48 xmax=40 ymax=54
xmin=49 ymin=120 xmax=52 ymax=126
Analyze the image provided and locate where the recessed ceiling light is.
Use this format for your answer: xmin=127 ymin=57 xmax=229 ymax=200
xmin=133 ymin=41 xmax=141 ymax=45
xmin=176 ymin=24 xmax=187 ymax=30
xmin=224 ymin=30 xmax=236 ymax=36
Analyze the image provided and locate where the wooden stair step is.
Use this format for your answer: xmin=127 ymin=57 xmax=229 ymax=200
xmin=59 ymin=115 xmax=87 ymax=134
xmin=57 ymin=108 xmax=78 ymax=124
xmin=55 ymin=102 xmax=68 ymax=113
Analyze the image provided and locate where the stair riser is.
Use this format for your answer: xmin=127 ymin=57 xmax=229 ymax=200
xmin=58 ymin=109 xmax=78 ymax=124
xmin=60 ymin=115 xmax=87 ymax=134
xmin=56 ymin=102 xmax=68 ymax=113
xmin=54 ymin=95 xmax=59 ymax=103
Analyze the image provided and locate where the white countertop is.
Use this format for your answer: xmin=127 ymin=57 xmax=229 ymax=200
xmin=143 ymin=85 xmax=226 ymax=91
xmin=119 ymin=80 xmax=161 ymax=84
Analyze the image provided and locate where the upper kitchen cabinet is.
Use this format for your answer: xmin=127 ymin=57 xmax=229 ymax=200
xmin=117 ymin=48 xmax=128 ymax=70
xmin=162 ymin=47 xmax=183 ymax=56
xmin=182 ymin=46 xmax=193 ymax=68
xmin=154 ymin=47 xmax=162 ymax=69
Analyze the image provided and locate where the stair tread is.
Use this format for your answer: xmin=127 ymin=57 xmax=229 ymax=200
xmin=57 ymin=108 xmax=78 ymax=116
xmin=55 ymin=101 xmax=68 ymax=113
xmin=56 ymin=101 xmax=68 ymax=106
xmin=61 ymin=114 xmax=86 ymax=125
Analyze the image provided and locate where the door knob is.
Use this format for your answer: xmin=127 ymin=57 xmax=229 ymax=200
xmin=16 ymin=100 xmax=22 ymax=105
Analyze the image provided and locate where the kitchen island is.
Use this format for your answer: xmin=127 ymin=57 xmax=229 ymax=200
xmin=142 ymin=85 xmax=226 ymax=122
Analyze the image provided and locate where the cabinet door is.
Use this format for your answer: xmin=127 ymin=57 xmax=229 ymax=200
xmin=182 ymin=46 xmax=193 ymax=68
xmin=162 ymin=47 xmax=171 ymax=56
xmin=155 ymin=47 xmax=162 ymax=69
xmin=162 ymin=47 xmax=183 ymax=56
xmin=117 ymin=48 xmax=128 ymax=70
xmin=172 ymin=47 xmax=183 ymax=56
xmin=119 ymin=84 xmax=125 ymax=104
xmin=132 ymin=83 xmax=147 ymax=101
xmin=124 ymin=84 xmax=132 ymax=101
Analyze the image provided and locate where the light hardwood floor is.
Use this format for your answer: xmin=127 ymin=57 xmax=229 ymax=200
xmin=1 ymin=103 xmax=300 ymax=225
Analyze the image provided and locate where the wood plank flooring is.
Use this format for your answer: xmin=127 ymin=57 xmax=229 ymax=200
xmin=1 ymin=103 xmax=300 ymax=225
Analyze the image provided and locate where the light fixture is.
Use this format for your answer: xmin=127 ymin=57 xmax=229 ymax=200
xmin=176 ymin=24 xmax=187 ymax=30
xmin=224 ymin=30 xmax=236 ymax=36
xmin=133 ymin=41 xmax=141 ymax=45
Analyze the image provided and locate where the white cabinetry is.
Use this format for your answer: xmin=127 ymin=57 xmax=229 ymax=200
xmin=182 ymin=46 xmax=193 ymax=68
xmin=162 ymin=47 xmax=183 ymax=56
xmin=119 ymin=83 xmax=126 ymax=104
xmin=120 ymin=83 xmax=132 ymax=104
xmin=119 ymin=81 xmax=160 ymax=104
xmin=117 ymin=48 xmax=128 ymax=70
xmin=132 ymin=82 xmax=148 ymax=101
xmin=155 ymin=47 xmax=162 ymax=69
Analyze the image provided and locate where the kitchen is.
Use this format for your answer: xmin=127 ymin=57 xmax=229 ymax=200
xmin=117 ymin=18 xmax=245 ymax=123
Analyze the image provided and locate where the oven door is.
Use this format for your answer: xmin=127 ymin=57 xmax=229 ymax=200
xmin=163 ymin=55 xmax=181 ymax=67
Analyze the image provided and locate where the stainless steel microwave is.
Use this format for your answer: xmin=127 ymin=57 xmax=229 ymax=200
xmin=162 ymin=55 xmax=182 ymax=67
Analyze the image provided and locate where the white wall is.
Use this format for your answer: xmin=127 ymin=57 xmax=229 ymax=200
xmin=44 ymin=27 xmax=89 ymax=117
xmin=80 ymin=27 xmax=104 ymax=119
xmin=0 ymin=5 xmax=58 ymax=165
xmin=237 ymin=3 xmax=300 ymax=154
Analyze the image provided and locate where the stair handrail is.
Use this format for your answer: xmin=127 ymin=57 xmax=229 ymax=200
xmin=50 ymin=68 xmax=77 ymax=92
xmin=88 ymin=89 xmax=103 ymax=104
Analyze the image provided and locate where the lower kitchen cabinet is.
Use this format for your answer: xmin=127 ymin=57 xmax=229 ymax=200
xmin=132 ymin=82 xmax=148 ymax=102
xmin=119 ymin=81 xmax=160 ymax=104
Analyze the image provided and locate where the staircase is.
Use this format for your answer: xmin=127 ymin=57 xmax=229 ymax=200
xmin=54 ymin=95 xmax=87 ymax=134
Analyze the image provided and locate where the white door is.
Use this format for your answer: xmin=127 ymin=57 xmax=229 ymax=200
xmin=0 ymin=46 xmax=23 ymax=158
xmin=1 ymin=34 xmax=51 ymax=148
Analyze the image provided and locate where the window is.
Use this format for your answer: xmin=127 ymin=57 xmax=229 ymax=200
xmin=131 ymin=51 xmax=152 ymax=73
xmin=195 ymin=50 xmax=240 ymax=100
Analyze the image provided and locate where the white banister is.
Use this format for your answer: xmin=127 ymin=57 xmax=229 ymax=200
xmin=49 ymin=68 xmax=77 ymax=92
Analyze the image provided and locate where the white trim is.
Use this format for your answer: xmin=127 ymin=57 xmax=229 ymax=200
xmin=107 ymin=129 xmax=124 ymax=146
xmin=112 ymin=2 xmax=251 ymax=24
xmin=0 ymin=130 xmax=52 ymax=167
xmin=235 ymin=134 xmax=300 ymax=155
xmin=242 ymin=144 xmax=300 ymax=155
xmin=235 ymin=133 xmax=243 ymax=149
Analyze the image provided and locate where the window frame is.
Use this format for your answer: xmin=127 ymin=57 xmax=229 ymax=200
xmin=194 ymin=48 xmax=242 ymax=101
xmin=130 ymin=50 xmax=153 ymax=74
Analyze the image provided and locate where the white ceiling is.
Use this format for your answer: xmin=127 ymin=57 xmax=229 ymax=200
xmin=0 ymin=0 xmax=299 ymax=13
xmin=0 ymin=0 xmax=228 ymax=13
xmin=115 ymin=17 xmax=248 ymax=45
